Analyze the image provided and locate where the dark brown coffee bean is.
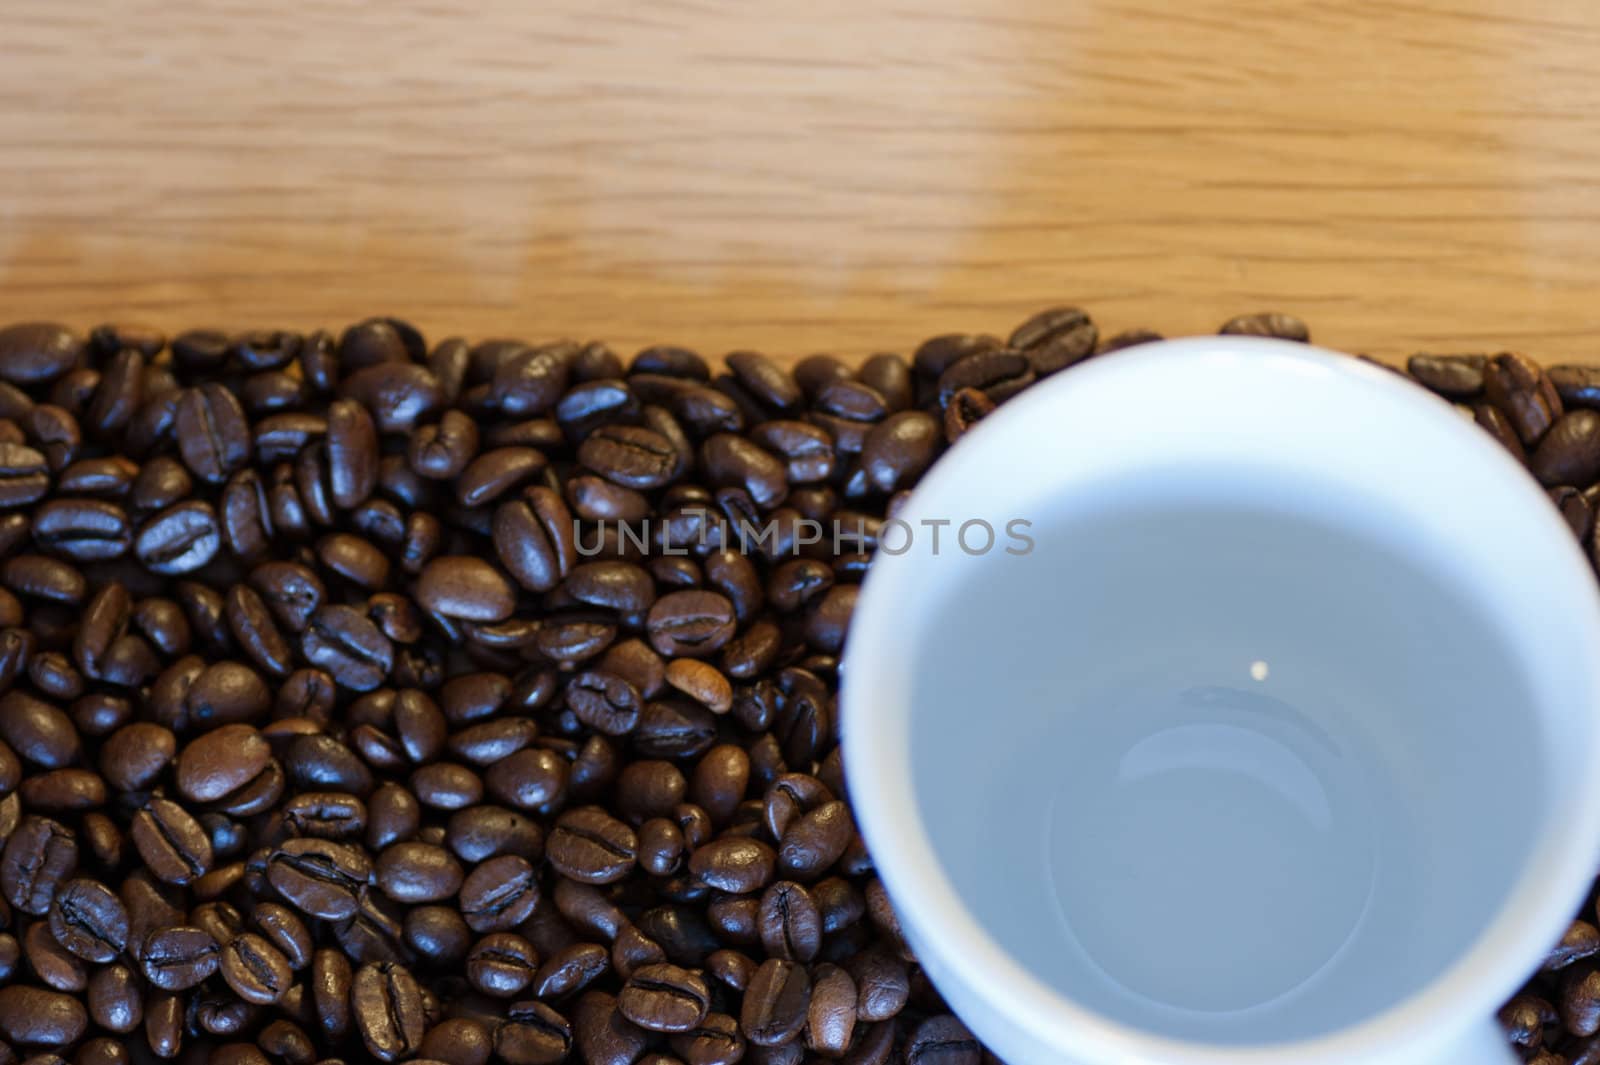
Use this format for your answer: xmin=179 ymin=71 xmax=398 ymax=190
xmin=282 ymin=791 xmax=368 ymax=841
xmin=25 ymin=914 xmax=88 ymax=991
xmin=935 ymin=349 xmax=1034 ymax=407
xmin=302 ymin=605 xmax=394 ymax=691
xmin=47 ymin=878 xmax=127 ymax=962
xmin=456 ymin=447 xmax=548 ymax=508
xmin=1485 ymin=351 xmax=1563 ymax=446
xmin=1547 ymin=920 xmax=1600 ymax=972
xmin=416 ymin=556 xmax=516 ymax=623
xmin=352 ymin=961 xmax=426 ymax=1062
xmin=250 ymin=561 xmax=325 ymax=632
xmin=1010 ymin=305 xmax=1098 ymax=375
xmin=252 ymin=901 xmax=312 ymax=971
xmin=266 ymin=838 xmax=371 ymax=920
xmin=580 ymin=425 xmax=680 ymax=489
xmin=860 ymin=411 xmax=941 ymax=494
xmin=485 ymin=748 xmax=568 ymax=811
xmin=1219 ymin=311 xmax=1309 ymax=341
xmin=742 ymin=959 xmax=810 ymax=1047
xmin=635 ymin=699 xmax=718 ymax=760
xmin=847 ymin=947 xmax=909 ymax=1023
xmin=805 ymin=963 xmax=858 ymax=1057
xmin=175 ymin=383 xmax=251 ymax=483
xmin=1 ymin=815 xmax=77 ymax=915
xmin=176 ymin=723 xmax=271 ymax=803
xmin=86 ymin=962 xmax=142 ymax=1033
xmin=464 ymin=931 xmax=540 ymax=998
xmin=447 ymin=805 xmax=544 ymax=864
xmin=943 ymin=387 xmax=996 ymax=444
xmin=701 ymin=434 xmax=788 ymax=509
xmin=548 ymin=807 xmax=638 ymax=884
xmin=376 ymin=842 xmax=464 ymax=904
xmin=448 ymin=716 xmax=535 ymax=766
xmin=411 ymin=761 xmax=483 ymax=809
xmin=566 ymin=671 xmax=644 ymax=736
xmin=689 ymin=838 xmax=774 ymax=895
xmin=1407 ymin=353 xmax=1486 ymax=399
xmin=490 ymin=999 xmax=572 ymax=1065
xmin=0 ymin=691 xmax=81 ymax=769
xmin=135 ymin=500 xmax=221 ymax=574
xmin=1533 ymin=409 xmax=1600 ymax=487
xmin=647 ymin=591 xmax=737 ymax=658
xmin=905 ymin=1015 xmax=981 ymax=1065
xmin=0 ymin=984 xmax=87 ymax=1048
xmin=140 ymin=925 xmax=220 ymax=990
xmin=0 ymin=441 xmax=49 ymax=509
xmin=617 ymin=962 xmax=710 ymax=1033
xmin=758 ymin=881 xmax=822 ymax=962
xmin=131 ymin=797 xmax=213 ymax=885
xmin=220 ymin=932 xmax=293 ymax=1004
xmin=575 ymin=991 xmax=653 ymax=1065
xmin=460 ymin=855 xmax=541 ymax=932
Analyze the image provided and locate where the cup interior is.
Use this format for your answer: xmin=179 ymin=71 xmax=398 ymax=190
xmin=843 ymin=339 xmax=1600 ymax=1060
xmin=909 ymin=477 xmax=1539 ymax=1043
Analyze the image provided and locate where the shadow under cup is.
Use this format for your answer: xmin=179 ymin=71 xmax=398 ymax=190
xmin=907 ymin=475 xmax=1544 ymax=1045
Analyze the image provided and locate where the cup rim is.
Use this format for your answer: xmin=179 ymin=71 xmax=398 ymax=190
xmin=841 ymin=337 xmax=1600 ymax=1063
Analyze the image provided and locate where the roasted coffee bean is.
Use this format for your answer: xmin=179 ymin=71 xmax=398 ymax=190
xmin=1010 ymin=305 xmax=1098 ymax=375
xmin=1408 ymin=353 xmax=1487 ymax=399
xmin=220 ymin=932 xmax=293 ymax=1004
xmin=417 ymin=556 xmax=516 ymax=623
xmin=0 ymin=985 xmax=87 ymax=1047
xmin=460 ymin=855 xmax=541 ymax=932
xmin=548 ymin=807 xmax=638 ymax=884
xmin=566 ymin=671 xmax=643 ymax=736
xmin=254 ymin=901 xmax=313 ymax=971
xmin=32 ymin=499 xmax=130 ymax=561
xmin=136 ymin=501 xmax=221 ymax=574
xmin=0 ymin=442 xmax=49 ymax=509
xmin=647 ymin=591 xmax=737 ymax=658
xmin=574 ymin=991 xmax=652 ymax=1065
xmin=86 ymin=962 xmax=142 ymax=1033
xmin=467 ymin=932 xmax=540 ymax=998
xmin=860 ymin=411 xmax=941 ymax=494
xmin=47 ymin=878 xmax=127 ymax=962
xmin=1218 ymin=311 xmax=1309 ymax=341
xmin=742 ymin=959 xmax=810 ymax=1047
xmin=634 ymin=699 xmax=718 ymax=760
xmin=131 ymin=797 xmax=213 ymax=885
xmin=492 ymin=999 xmax=573 ymax=1065
xmin=2 ymin=816 xmax=78 ymax=914
xmin=302 ymin=605 xmax=393 ymax=691
xmin=447 ymin=804 xmax=543 ymax=864
xmin=141 ymin=925 xmax=220 ymax=990
xmin=1485 ymin=351 xmax=1563 ymax=446
xmin=175 ymin=383 xmax=252 ymax=483
xmin=25 ymin=917 xmax=88 ymax=991
xmin=758 ymin=881 xmax=823 ymax=962
xmin=376 ymin=841 xmax=464 ymax=904
xmin=618 ymin=962 xmax=710 ymax=1033
xmin=805 ymin=963 xmax=857 ymax=1056
xmin=0 ymin=692 xmax=81 ymax=769
xmin=905 ymin=1015 xmax=981 ymax=1065
xmin=485 ymin=748 xmax=567 ymax=810
xmin=352 ymin=961 xmax=426 ymax=1062
xmin=266 ymin=838 xmax=371 ymax=920
xmin=411 ymin=761 xmax=483 ymax=809
xmin=580 ymin=425 xmax=680 ymax=489
xmin=689 ymin=838 xmax=775 ymax=895
xmin=1533 ymin=409 xmax=1600 ymax=487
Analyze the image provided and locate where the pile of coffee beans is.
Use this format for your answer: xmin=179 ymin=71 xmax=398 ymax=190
xmin=0 ymin=310 xmax=1590 ymax=1065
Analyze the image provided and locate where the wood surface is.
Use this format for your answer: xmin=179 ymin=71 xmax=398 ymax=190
xmin=4 ymin=0 xmax=1600 ymax=364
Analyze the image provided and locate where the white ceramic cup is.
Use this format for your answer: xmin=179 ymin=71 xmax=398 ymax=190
xmin=842 ymin=337 xmax=1600 ymax=1065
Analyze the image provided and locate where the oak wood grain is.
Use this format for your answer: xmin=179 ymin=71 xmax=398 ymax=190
xmin=3 ymin=0 xmax=1599 ymax=363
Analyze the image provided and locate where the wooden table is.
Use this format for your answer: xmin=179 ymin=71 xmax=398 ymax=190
xmin=6 ymin=0 xmax=1600 ymax=364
